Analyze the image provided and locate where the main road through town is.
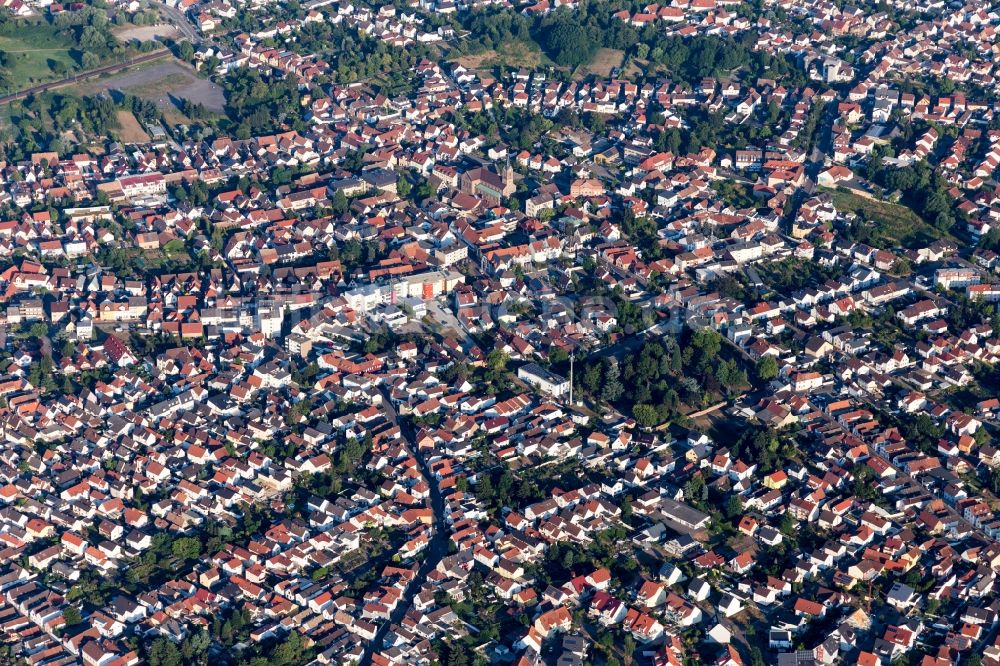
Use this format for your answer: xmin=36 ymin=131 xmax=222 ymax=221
xmin=357 ymin=390 xmax=449 ymax=666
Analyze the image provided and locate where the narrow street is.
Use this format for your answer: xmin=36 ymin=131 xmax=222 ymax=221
xmin=358 ymin=391 xmax=449 ymax=666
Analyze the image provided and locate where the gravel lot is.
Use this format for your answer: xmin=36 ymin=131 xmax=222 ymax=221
xmin=75 ymin=59 xmax=225 ymax=113
xmin=113 ymin=24 xmax=179 ymax=42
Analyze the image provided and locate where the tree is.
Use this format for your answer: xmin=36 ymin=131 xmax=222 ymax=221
xmin=725 ymin=494 xmax=743 ymax=519
xmin=582 ymin=363 xmax=601 ymax=394
xmin=220 ymin=618 xmax=234 ymax=644
xmin=440 ymin=640 xmax=469 ymax=666
xmin=925 ymin=598 xmax=940 ymax=616
xmin=28 ymin=356 xmax=55 ymax=392
xmin=397 ymin=175 xmax=411 ymax=198
xmin=272 ymin=166 xmax=293 ymax=186
xmin=982 ymin=227 xmax=1000 ymax=253
xmin=126 ymin=558 xmax=155 ymax=586
xmin=633 ymin=404 xmax=660 ymax=428
xmin=989 ymin=467 xmax=1000 ymax=495
xmin=541 ymin=17 xmax=597 ymax=68
xmin=177 ymin=40 xmax=195 ymax=61
xmin=148 ymin=637 xmax=182 ymax=666
xmin=223 ymin=67 xmax=302 ymax=135
xmin=684 ymin=474 xmax=707 ymax=503
xmin=715 ymin=358 xmax=747 ymax=396
xmin=852 ymin=463 xmax=878 ymax=501
xmin=62 ymin=606 xmax=82 ymax=627
xmin=270 ymin=631 xmax=306 ymax=666
xmin=779 ymin=511 xmax=796 ymax=536
xmin=81 ymin=51 xmax=101 ymax=69
xmin=486 ymin=349 xmax=509 ymax=373
xmin=622 ymin=635 xmax=636 ymax=666
xmin=475 ymin=475 xmax=494 ymax=502
xmin=548 ymin=346 xmax=569 ymax=366
xmin=171 ymin=537 xmax=201 ymax=561
xmin=331 ymin=189 xmax=348 ymax=215
xmin=689 ymin=328 xmax=722 ymax=372
xmin=181 ymin=631 xmax=209 ymax=660
xmin=756 ymin=355 xmax=778 ymax=382
xmin=601 ymin=360 xmax=623 ymax=403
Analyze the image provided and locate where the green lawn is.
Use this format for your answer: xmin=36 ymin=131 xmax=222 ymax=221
xmin=0 ymin=20 xmax=80 ymax=89
xmin=826 ymin=187 xmax=949 ymax=249
xmin=451 ymin=39 xmax=552 ymax=76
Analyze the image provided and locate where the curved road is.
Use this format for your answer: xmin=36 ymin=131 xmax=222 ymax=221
xmin=152 ymin=0 xmax=202 ymax=43
xmin=0 ymin=49 xmax=170 ymax=105
xmin=358 ymin=391 xmax=449 ymax=666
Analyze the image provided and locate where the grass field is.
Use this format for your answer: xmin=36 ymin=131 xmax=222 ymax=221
xmin=826 ymin=187 xmax=949 ymax=249
xmin=451 ymin=39 xmax=550 ymax=75
xmin=132 ymin=247 xmax=192 ymax=272
xmin=454 ymin=42 xmax=633 ymax=83
xmin=0 ymin=21 xmax=80 ymax=89
xmin=575 ymin=47 xmax=624 ymax=79
xmin=623 ymin=58 xmax=644 ymax=78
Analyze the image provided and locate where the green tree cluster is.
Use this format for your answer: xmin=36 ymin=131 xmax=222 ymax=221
xmin=539 ymin=16 xmax=597 ymax=68
xmin=224 ymin=68 xmax=303 ymax=138
xmin=870 ymin=160 xmax=960 ymax=232
xmin=732 ymin=425 xmax=795 ymax=473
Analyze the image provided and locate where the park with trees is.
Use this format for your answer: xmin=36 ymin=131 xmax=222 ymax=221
xmin=577 ymin=326 xmax=750 ymax=428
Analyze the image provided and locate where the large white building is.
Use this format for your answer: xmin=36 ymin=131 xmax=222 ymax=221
xmin=342 ymin=270 xmax=465 ymax=313
xmin=517 ymin=363 xmax=570 ymax=399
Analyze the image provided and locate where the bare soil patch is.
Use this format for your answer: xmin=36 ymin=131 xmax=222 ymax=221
xmin=114 ymin=24 xmax=179 ymax=42
xmin=115 ymin=110 xmax=150 ymax=143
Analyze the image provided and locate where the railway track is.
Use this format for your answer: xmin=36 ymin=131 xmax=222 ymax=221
xmin=0 ymin=49 xmax=171 ymax=105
